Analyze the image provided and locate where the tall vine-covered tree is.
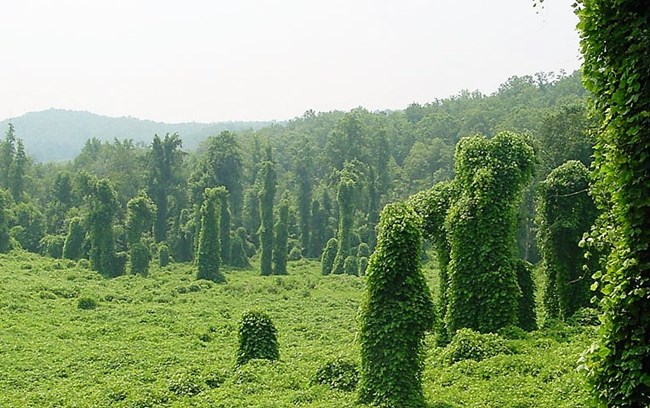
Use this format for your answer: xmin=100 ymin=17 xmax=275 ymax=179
xmin=536 ymin=160 xmax=598 ymax=320
xmin=88 ymin=178 xmax=121 ymax=277
xmin=358 ymin=202 xmax=434 ymax=408
xmin=446 ymin=132 xmax=534 ymax=334
xmin=0 ymin=189 xmax=10 ymax=253
xmin=576 ymin=2 xmax=650 ymax=406
xmin=147 ymin=133 xmax=183 ymax=243
xmin=332 ymin=169 xmax=356 ymax=275
xmin=295 ymin=141 xmax=313 ymax=255
xmin=273 ymin=198 xmax=289 ymax=275
xmin=258 ymin=160 xmax=276 ymax=276
xmin=0 ymin=124 xmax=16 ymax=190
xmin=196 ymin=187 xmax=225 ymax=283
xmin=8 ymin=139 xmax=27 ymax=202
xmin=309 ymin=198 xmax=325 ymax=258
xmin=62 ymin=217 xmax=84 ymax=260
xmin=217 ymin=188 xmax=231 ymax=266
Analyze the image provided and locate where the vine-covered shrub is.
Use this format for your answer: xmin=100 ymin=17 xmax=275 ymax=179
xmin=196 ymin=187 xmax=225 ymax=283
xmin=312 ymin=358 xmax=359 ymax=392
xmin=514 ymin=259 xmax=537 ymax=331
xmin=358 ymin=203 xmax=434 ymax=408
xmin=130 ymin=241 xmax=150 ymax=276
xmin=358 ymin=256 xmax=368 ymax=276
xmin=236 ymin=311 xmax=279 ymax=366
xmin=408 ymin=180 xmax=456 ymax=343
xmin=442 ymin=328 xmax=512 ymax=365
xmin=39 ymin=234 xmax=65 ymax=259
xmin=288 ymin=246 xmax=302 ymax=261
xmin=357 ymin=242 xmax=370 ymax=259
xmin=0 ymin=189 xmax=9 ymax=253
xmin=320 ymin=238 xmax=337 ymax=276
xmin=577 ymin=2 xmax=650 ymax=406
xmin=230 ymin=233 xmax=251 ymax=268
xmin=536 ymin=160 xmax=597 ymax=320
xmin=158 ymin=242 xmax=170 ymax=267
xmin=77 ymin=297 xmax=98 ymax=310
xmin=446 ymin=132 xmax=534 ymax=334
xmin=343 ymin=255 xmax=358 ymax=276
xmin=63 ymin=217 xmax=85 ymax=260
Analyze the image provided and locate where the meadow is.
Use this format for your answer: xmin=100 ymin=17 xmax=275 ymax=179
xmin=0 ymin=251 xmax=595 ymax=407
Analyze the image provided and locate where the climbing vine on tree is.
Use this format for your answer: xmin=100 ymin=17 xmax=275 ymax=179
xmin=358 ymin=202 xmax=434 ymax=408
xmin=88 ymin=178 xmax=121 ymax=277
xmin=273 ymin=197 xmax=289 ymax=275
xmin=446 ymin=132 xmax=534 ymax=334
xmin=126 ymin=193 xmax=156 ymax=276
xmin=576 ymin=1 xmax=650 ymax=406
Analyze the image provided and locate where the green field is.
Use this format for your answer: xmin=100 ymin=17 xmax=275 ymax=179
xmin=0 ymin=251 xmax=595 ymax=407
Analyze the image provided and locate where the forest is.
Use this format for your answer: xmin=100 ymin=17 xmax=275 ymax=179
xmin=1 ymin=1 xmax=648 ymax=406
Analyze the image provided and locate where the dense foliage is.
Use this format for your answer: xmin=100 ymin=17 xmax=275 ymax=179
xmin=273 ymin=199 xmax=289 ymax=275
xmin=320 ymin=237 xmax=337 ymax=276
xmin=88 ymin=179 xmax=121 ymax=277
xmin=359 ymin=203 xmax=434 ymax=408
xmin=576 ymin=1 xmax=650 ymax=406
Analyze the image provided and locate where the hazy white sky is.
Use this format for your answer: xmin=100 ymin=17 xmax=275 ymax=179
xmin=1 ymin=0 xmax=581 ymax=123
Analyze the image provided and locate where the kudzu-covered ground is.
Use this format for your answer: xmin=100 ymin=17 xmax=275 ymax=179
xmin=0 ymin=251 xmax=595 ymax=407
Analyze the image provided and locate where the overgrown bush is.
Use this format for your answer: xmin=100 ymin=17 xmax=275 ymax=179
xmin=130 ymin=241 xmax=150 ymax=276
xmin=343 ymin=255 xmax=358 ymax=276
xmin=443 ymin=328 xmax=512 ymax=365
xmin=312 ymin=358 xmax=359 ymax=392
xmin=288 ymin=246 xmax=302 ymax=261
xmin=62 ymin=217 xmax=85 ymax=260
xmin=158 ymin=242 xmax=170 ymax=267
xmin=236 ymin=311 xmax=279 ymax=366
xmin=39 ymin=234 xmax=65 ymax=259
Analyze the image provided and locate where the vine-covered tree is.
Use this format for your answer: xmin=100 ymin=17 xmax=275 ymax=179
xmin=273 ymin=198 xmax=289 ymax=275
xmin=196 ymin=187 xmax=225 ymax=283
xmin=446 ymin=132 xmax=534 ymax=334
xmin=147 ymin=133 xmax=183 ymax=243
xmin=321 ymin=237 xmax=337 ymax=276
xmin=536 ymin=160 xmax=597 ymax=320
xmin=217 ymin=188 xmax=231 ymax=266
xmin=88 ymin=179 xmax=121 ymax=277
xmin=62 ymin=217 xmax=84 ymax=260
xmin=577 ymin=1 xmax=650 ymax=405
xmin=0 ymin=189 xmax=10 ymax=253
xmin=332 ymin=169 xmax=356 ymax=274
xmin=358 ymin=202 xmax=434 ymax=408
xmin=309 ymin=198 xmax=325 ymax=258
xmin=295 ymin=141 xmax=313 ymax=254
xmin=515 ymin=259 xmax=537 ymax=331
xmin=204 ymin=131 xmax=244 ymax=222
xmin=258 ymin=160 xmax=276 ymax=276
xmin=0 ymin=124 xmax=16 ymax=190
xmin=8 ymin=139 xmax=27 ymax=202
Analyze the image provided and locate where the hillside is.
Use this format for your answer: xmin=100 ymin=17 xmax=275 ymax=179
xmin=0 ymin=251 xmax=595 ymax=407
xmin=0 ymin=109 xmax=273 ymax=162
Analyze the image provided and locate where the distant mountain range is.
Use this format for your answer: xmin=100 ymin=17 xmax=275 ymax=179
xmin=0 ymin=109 xmax=274 ymax=162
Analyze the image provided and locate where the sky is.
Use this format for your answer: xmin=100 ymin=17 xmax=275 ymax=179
xmin=0 ymin=0 xmax=581 ymax=124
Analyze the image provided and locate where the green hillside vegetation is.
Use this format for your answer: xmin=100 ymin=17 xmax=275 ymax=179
xmin=0 ymin=55 xmax=646 ymax=405
xmin=0 ymin=251 xmax=595 ymax=407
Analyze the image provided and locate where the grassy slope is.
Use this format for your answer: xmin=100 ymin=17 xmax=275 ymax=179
xmin=0 ymin=251 xmax=594 ymax=407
